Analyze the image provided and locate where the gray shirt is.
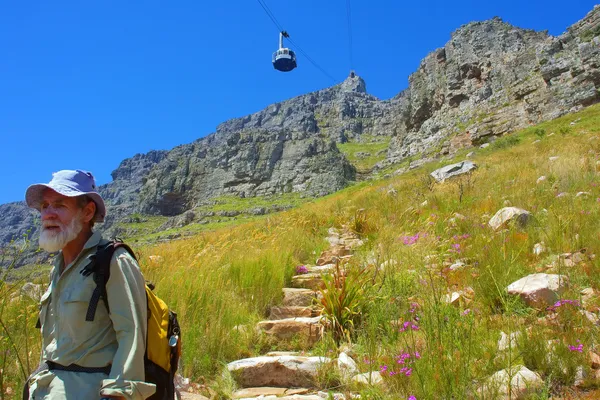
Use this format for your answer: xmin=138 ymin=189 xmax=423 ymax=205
xmin=30 ymin=231 xmax=155 ymax=399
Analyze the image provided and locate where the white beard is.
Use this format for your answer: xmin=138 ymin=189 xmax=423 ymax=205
xmin=39 ymin=210 xmax=84 ymax=253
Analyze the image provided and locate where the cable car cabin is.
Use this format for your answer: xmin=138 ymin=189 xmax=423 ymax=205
xmin=272 ymin=31 xmax=297 ymax=72
xmin=272 ymin=48 xmax=297 ymax=72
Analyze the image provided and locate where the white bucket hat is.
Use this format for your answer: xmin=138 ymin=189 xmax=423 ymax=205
xmin=25 ymin=169 xmax=106 ymax=223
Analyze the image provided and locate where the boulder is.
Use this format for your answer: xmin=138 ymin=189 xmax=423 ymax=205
xmin=506 ymin=273 xmax=568 ymax=308
xmin=227 ymin=356 xmax=331 ymax=388
xmin=430 ymin=160 xmax=477 ymax=182
xmin=337 ymin=352 xmax=358 ymax=378
xmin=256 ymin=317 xmax=324 ymax=345
xmin=481 ymin=365 xmax=543 ymax=400
xmin=488 ymin=207 xmax=532 ymax=231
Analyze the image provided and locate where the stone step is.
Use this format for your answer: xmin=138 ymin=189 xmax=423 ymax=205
xmin=232 ymin=387 xmax=311 ymax=399
xmin=180 ymin=393 xmax=209 ymax=400
xmin=227 ymin=356 xmax=331 ymax=388
xmin=256 ymin=317 xmax=324 ymax=345
xmin=291 ymin=274 xmax=326 ymax=290
xmin=282 ymin=288 xmax=321 ymax=307
xmin=238 ymin=396 xmax=322 ymax=400
xmin=269 ymin=306 xmax=321 ymax=320
xmin=306 ymin=264 xmax=336 ymax=274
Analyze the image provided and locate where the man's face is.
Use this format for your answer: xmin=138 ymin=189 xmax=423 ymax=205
xmin=38 ymin=189 xmax=84 ymax=252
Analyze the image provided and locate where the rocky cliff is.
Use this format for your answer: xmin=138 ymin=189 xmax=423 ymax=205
xmin=1 ymin=6 xmax=599 ymax=264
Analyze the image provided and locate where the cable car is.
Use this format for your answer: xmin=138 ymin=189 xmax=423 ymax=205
xmin=272 ymin=31 xmax=297 ymax=72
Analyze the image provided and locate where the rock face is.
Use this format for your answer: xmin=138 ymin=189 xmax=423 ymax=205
xmin=507 ymin=273 xmax=569 ymax=307
xmin=383 ymin=6 xmax=600 ymax=164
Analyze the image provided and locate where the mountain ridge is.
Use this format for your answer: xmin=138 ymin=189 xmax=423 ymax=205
xmin=1 ymin=5 xmax=599 ymax=266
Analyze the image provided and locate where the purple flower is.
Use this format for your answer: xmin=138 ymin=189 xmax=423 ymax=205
xmin=568 ymin=340 xmax=583 ymax=352
xmin=462 ymin=309 xmax=471 ymax=316
xmin=399 ymin=320 xmax=419 ymax=332
xmin=380 ymin=365 xmax=388 ymax=373
xmin=295 ymin=265 xmax=309 ymax=274
xmin=547 ymin=299 xmax=580 ymax=312
xmin=408 ymin=396 xmax=417 ymax=400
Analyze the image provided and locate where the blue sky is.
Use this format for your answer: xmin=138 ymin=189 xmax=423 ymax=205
xmin=0 ymin=1 xmax=597 ymax=204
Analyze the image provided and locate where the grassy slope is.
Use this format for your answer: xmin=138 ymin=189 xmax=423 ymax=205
xmin=2 ymin=103 xmax=600 ymax=398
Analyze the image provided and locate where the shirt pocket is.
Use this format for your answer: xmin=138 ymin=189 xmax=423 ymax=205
xmin=61 ymin=278 xmax=101 ymax=339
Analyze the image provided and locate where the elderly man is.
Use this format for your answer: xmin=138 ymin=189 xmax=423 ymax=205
xmin=24 ymin=170 xmax=155 ymax=400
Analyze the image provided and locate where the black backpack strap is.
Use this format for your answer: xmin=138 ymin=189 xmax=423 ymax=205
xmin=84 ymin=241 xmax=137 ymax=322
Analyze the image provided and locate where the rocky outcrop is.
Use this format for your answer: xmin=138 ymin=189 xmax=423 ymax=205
xmin=137 ymin=130 xmax=355 ymax=216
xmin=383 ymin=6 xmax=600 ymax=164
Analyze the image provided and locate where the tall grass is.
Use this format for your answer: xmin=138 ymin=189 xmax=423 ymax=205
xmin=2 ymin=104 xmax=600 ymax=398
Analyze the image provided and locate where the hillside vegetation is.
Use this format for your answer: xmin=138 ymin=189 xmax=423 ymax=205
xmin=3 ymin=103 xmax=600 ymax=399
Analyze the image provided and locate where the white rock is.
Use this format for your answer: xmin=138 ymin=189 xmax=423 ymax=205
xmin=506 ymin=273 xmax=569 ymax=308
xmin=574 ymin=365 xmax=586 ymax=387
xmin=532 ymin=243 xmax=546 ymax=256
xmin=498 ymin=331 xmax=522 ymax=351
xmin=352 ymin=371 xmax=383 ymax=386
xmin=581 ymin=310 xmax=599 ymax=325
xmin=549 ymin=156 xmax=560 ymax=161
xmin=466 ymin=151 xmax=474 ymax=158
xmin=480 ymin=143 xmax=490 ymax=149
xmin=430 ymin=161 xmax=477 ymax=183
xmin=148 ymin=255 xmax=163 ymax=263
xmin=444 ymin=292 xmax=462 ymax=306
xmin=488 ymin=207 xmax=532 ymax=231
xmin=337 ymin=352 xmax=358 ymax=378
xmin=581 ymin=287 xmax=596 ymax=305
xmin=482 ymin=365 xmax=543 ymax=400
xmin=449 ymin=260 xmax=467 ymax=271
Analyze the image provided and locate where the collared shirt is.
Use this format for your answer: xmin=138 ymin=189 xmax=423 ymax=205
xmin=31 ymin=231 xmax=156 ymax=399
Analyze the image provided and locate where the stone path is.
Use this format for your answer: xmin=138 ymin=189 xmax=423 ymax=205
xmin=220 ymin=226 xmax=364 ymax=399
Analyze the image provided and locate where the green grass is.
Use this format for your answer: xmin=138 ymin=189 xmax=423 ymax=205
xmin=337 ymin=135 xmax=391 ymax=172
xmin=4 ymin=103 xmax=600 ymax=399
